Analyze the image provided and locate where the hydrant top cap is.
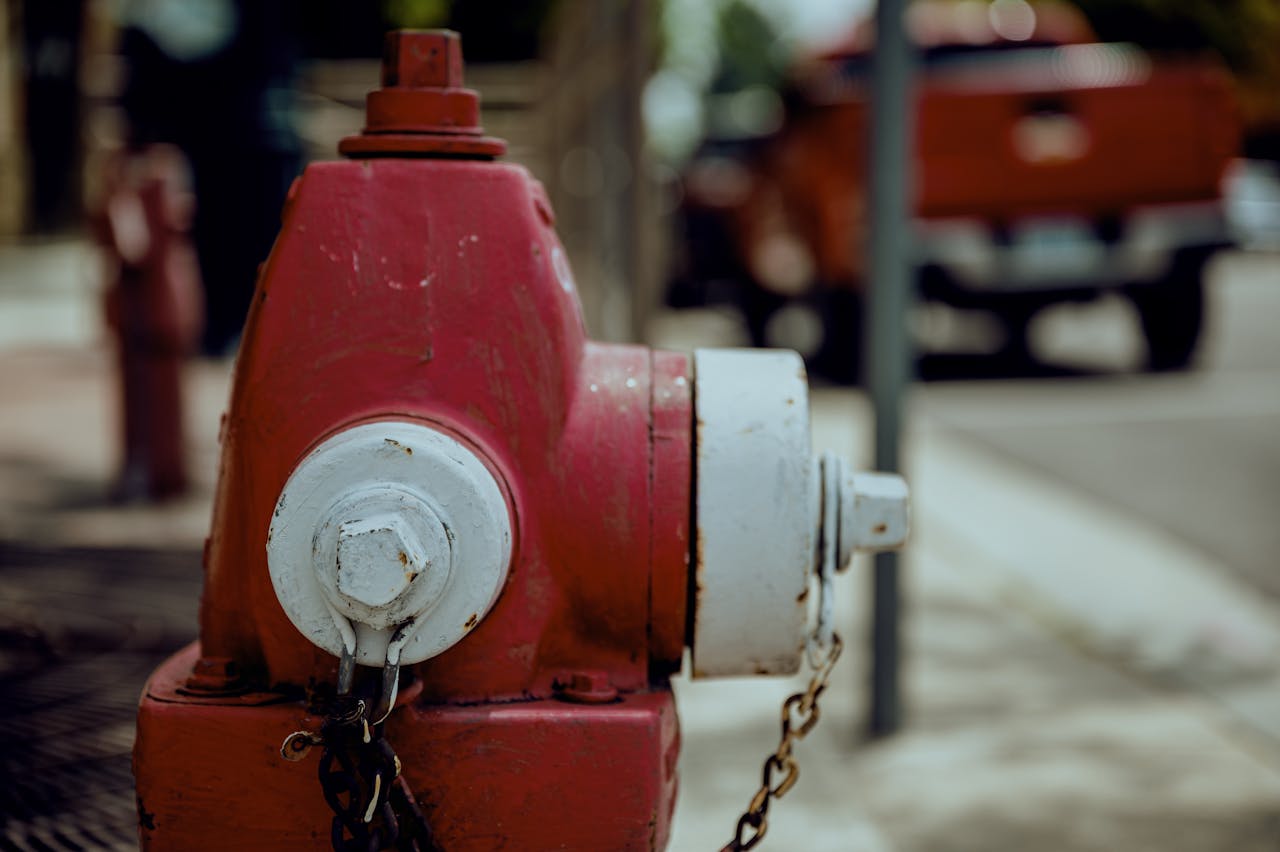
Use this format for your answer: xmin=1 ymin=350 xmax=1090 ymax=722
xmin=338 ymin=29 xmax=507 ymax=159
xmin=382 ymin=30 xmax=464 ymax=89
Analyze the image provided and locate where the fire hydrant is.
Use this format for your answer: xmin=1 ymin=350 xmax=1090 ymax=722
xmin=134 ymin=31 xmax=909 ymax=851
xmin=95 ymin=145 xmax=202 ymax=501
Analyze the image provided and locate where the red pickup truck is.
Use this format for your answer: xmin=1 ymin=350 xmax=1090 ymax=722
xmin=670 ymin=0 xmax=1240 ymax=378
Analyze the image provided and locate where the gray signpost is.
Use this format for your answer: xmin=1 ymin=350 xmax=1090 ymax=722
xmin=865 ymin=0 xmax=915 ymax=738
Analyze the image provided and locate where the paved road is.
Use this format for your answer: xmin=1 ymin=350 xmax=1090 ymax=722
xmin=916 ymin=250 xmax=1280 ymax=602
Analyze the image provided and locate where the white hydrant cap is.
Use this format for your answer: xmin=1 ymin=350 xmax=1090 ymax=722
xmin=266 ymin=421 xmax=512 ymax=667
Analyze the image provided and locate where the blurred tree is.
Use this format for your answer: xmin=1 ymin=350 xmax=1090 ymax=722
xmin=383 ymin=0 xmax=450 ymax=30
xmin=710 ymin=0 xmax=788 ymax=94
xmin=120 ymin=0 xmax=304 ymax=355
xmin=296 ymin=0 xmax=555 ymax=62
xmin=21 ymin=0 xmax=86 ymax=233
xmin=443 ymin=0 xmax=557 ymax=62
xmin=1070 ymin=0 xmax=1280 ymax=157
xmin=296 ymin=0 xmax=389 ymax=58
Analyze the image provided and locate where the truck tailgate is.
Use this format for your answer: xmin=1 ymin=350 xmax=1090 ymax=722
xmin=915 ymin=46 xmax=1238 ymax=219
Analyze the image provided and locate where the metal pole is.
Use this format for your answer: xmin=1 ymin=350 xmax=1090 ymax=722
xmin=865 ymin=0 xmax=915 ymax=738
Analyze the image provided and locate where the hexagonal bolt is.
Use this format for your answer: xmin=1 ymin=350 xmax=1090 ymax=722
xmin=838 ymin=471 xmax=910 ymax=562
xmin=335 ymin=512 xmax=431 ymax=609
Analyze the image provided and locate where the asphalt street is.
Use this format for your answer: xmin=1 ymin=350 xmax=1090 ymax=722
xmin=917 ymin=250 xmax=1280 ymax=602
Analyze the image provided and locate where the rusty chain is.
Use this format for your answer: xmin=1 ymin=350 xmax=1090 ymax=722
xmin=282 ymin=652 xmax=436 ymax=852
xmin=720 ymin=632 xmax=844 ymax=852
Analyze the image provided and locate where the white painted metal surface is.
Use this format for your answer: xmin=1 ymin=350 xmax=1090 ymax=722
xmin=690 ymin=349 xmax=912 ymax=679
xmin=837 ymin=469 xmax=911 ymax=564
xmin=267 ymin=421 xmax=512 ymax=667
xmin=692 ymin=348 xmax=815 ymax=677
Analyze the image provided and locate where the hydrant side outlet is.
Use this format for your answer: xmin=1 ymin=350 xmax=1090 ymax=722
xmin=691 ymin=348 xmax=813 ymax=677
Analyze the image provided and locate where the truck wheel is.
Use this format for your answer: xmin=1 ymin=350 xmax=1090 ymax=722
xmin=1129 ymin=254 xmax=1207 ymax=372
xmin=812 ymin=289 xmax=863 ymax=385
xmin=740 ymin=284 xmax=787 ymax=349
xmin=994 ymin=303 xmax=1037 ymax=364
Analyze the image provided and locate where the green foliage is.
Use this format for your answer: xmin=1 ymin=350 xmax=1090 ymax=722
xmin=383 ymin=0 xmax=452 ymax=30
xmin=1071 ymin=0 xmax=1280 ymax=75
xmin=710 ymin=0 xmax=788 ymax=93
xmin=1071 ymin=0 xmax=1280 ymax=141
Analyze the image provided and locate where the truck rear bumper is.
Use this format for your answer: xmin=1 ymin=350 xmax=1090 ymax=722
xmin=917 ymin=200 xmax=1229 ymax=293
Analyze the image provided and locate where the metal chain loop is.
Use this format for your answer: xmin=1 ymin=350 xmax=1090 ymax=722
xmin=318 ymin=697 xmax=397 ymax=851
xmin=720 ymin=632 xmax=844 ymax=852
xmin=280 ymin=643 xmax=436 ymax=852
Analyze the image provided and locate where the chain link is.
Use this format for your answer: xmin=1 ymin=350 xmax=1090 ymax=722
xmin=720 ymin=632 xmax=844 ymax=852
xmin=282 ymin=671 xmax=436 ymax=851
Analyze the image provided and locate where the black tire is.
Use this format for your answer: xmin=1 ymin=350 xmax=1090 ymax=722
xmin=1129 ymin=254 xmax=1207 ymax=372
xmin=811 ymin=289 xmax=864 ymax=385
xmin=739 ymin=284 xmax=788 ymax=350
xmin=993 ymin=302 xmax=1038 ymax=364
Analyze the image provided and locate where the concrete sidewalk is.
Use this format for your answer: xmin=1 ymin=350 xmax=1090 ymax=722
xmin=2 ymin=239 xmax=1279 ymax=850
xmin=672 ymin=389 xmax=1280 ymax=851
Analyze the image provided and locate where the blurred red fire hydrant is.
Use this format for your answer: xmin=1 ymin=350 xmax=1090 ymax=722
xmin=95 ymin=145 xmax=202 ymax=500
xmin=134 ymin=31 xmax=909 ymax=850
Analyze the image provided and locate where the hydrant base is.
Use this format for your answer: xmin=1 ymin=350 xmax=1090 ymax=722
xmin=135 ymin=643 xmax=680 ymax=850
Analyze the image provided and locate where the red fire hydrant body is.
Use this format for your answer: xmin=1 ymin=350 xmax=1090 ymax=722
xmin=135 ymin=32 xmax=688 ymax=850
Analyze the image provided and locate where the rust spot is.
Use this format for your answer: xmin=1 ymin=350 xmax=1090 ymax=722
xmin=464 ymin=612 xmax=478 ymax=631
xmin=796 ymin=587 xmax=809 ymax=604
xmin=384 ymin=437 xmax=412 ymax=455
xmin=553 ymin=670 xmax=619 ymax=704
xmin=873 ymin=523 xmax=888 ymax=535
xmin=137 ymin=797 xmax=156 ymax=831
xmin=693 ymin=530 xmax=705 ymax=595
xmin=398 ymin=551 xmax=408 ymax=565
